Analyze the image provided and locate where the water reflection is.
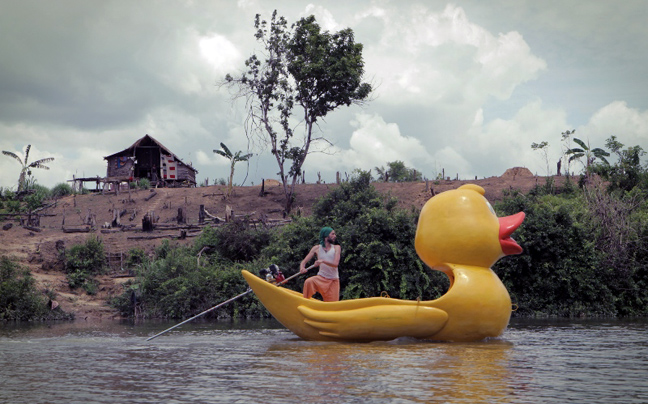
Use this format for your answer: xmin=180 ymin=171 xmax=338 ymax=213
xmin=261 ymin=338 xmax=516 ymax=403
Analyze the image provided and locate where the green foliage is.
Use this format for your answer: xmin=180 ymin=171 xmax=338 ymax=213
xmin=565 ymin=137 xmax=610 ymax=176
xmin=495 ymin=186 xmax=648 ymax=317
xmin=225 ymin=10 xmax=371 ymax=212
xmin=374 ymin=161 xmax=423 ymax=182
xmin=23 ymin=184 xmax=50 ymax=211
xmin=194 ymin=222 xmax=272 ymax=263
xmin=111 ymin=245 xmax=266 ymax=319
xmin=51 ymin=182 xmax=73 ymax=198
xmin=594 ymin=136 xmax=647 ymax=193
xmin=112 ymin=165 xmax=648 ymax=320
xmin=0 ymin=257 xmax=71 ymax=321
xmin=2 ymin=144 xmax=55 ymax=192
xmin=495 ymin=193 xmax=612 ymax=316
xmin=138 ymin=178 xmax=151 ymax=190
xmin=263 ymin=170 xmax=447 ymax=301
xmin=531 ymin=141 xmax=551 ymax=176
xmin=213 ymin=142 xmax=253 ymax=197
xmin=0 ymin=190 xmax=21 ymax=213
xmin=65 ymin=236 xmax=106 ymax=294
xmin=125 ymin=247 xmax=150 ymax=270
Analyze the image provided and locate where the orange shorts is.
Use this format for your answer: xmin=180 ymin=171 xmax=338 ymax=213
xmin=303 ymin=275 xmax=340 ymax=302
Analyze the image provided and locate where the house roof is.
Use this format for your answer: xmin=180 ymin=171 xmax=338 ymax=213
xmin=104 ymin=134 xmax=197 ymax=173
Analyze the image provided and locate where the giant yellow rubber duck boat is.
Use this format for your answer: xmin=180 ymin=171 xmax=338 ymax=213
xmin=241 ymin=184 xmax=525 ymax=342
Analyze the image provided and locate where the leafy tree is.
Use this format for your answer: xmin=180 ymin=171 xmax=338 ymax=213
xmin=213 ymin=142 xmax=253 ymax=198
xmin=375 ymin=161 xmax=423 ymax=182
xmin=598 ymin=136 xmax=647 ymax=192
xmin=225 ymin=11 xmax=372 ymax=212
xmin=2 ymin=145 xmax=54 ymax=192
xmin=1 ymin=257 xmax=71 ymax=321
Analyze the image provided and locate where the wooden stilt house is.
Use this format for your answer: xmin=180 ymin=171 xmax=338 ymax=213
xmin=104 ymin=134 xmax=198 ymax=187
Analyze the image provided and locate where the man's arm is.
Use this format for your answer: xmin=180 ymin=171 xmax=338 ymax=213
xmin=300 ymin=245 xmax=318 ymax=273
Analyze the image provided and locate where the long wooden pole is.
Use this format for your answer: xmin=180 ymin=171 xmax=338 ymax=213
xmin=146 ymin=265 xmax=315 ymax=341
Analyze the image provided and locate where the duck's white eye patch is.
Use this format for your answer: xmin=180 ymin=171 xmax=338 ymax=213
xmin=486 ymin=201 xmax=496 ymax=216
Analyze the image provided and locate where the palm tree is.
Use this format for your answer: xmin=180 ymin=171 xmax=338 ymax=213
xmin=213 ymin=143 xmax=253 ymax=198
xmin=2 ymin=145 xmax=55 ymax=192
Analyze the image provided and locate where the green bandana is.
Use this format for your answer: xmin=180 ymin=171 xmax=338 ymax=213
xmin=319 ymin=227 xmax=333 ymax=246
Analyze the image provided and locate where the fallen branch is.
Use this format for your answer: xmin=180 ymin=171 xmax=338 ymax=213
xmin=62 ymin=227 xmax=92 ymax=233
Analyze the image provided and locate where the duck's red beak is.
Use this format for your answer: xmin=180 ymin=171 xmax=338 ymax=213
xmin=499 ymin=212 xmax=525 ymax=255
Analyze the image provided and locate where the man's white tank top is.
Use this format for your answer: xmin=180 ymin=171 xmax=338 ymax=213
xmin=317 ymin=245 xmax=338 ymax=279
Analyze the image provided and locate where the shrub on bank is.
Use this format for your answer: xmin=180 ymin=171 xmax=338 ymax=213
xmin=64 ymin=235 xmax=106 ymax=295
xmin=0 ymin=257 xmax=72 ymax=321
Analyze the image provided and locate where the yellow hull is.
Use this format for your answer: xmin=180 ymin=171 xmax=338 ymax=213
xmin=241 ymin=264 xmax=511 ymax=342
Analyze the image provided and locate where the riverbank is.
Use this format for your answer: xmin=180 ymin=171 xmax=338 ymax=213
xmin=0 ymin=170 xmax=564 ymax=320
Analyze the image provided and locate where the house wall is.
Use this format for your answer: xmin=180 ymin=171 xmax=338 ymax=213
xmin=105 ymin=144 xmax=196 ymax=186
xmin=106 ymin=156 xmax=134 ymax=178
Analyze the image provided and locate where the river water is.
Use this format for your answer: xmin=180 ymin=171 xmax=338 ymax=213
xmin=0 ymin=318 xmax=646 ymax=404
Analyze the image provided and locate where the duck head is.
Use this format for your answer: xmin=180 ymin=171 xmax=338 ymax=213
xmin=415 ymin=184 xmax=525 ymax=269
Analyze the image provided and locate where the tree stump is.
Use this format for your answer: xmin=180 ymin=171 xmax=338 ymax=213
xmin=177 ymin=207 xmax=186 ymax=224
xmin=199 ymin=205 xmax=205 ymax=224
xmin=142 ymin=214 xmax=154 ymax=232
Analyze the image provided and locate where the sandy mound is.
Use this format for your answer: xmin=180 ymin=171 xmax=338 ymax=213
xmin=501 ymin=167 xmax=534 ymax=179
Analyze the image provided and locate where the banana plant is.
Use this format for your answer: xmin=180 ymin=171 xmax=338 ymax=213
xmin=2 ymin=145 xmax=55 ymax=192
xmin=565 ymin=138 xmax=610 ymax=175
xmin=213 ymin=143 xmax=253 ymax=198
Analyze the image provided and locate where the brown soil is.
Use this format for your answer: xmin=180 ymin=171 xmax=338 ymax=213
xmin=0 ymin=170 xmax=562 ymax=321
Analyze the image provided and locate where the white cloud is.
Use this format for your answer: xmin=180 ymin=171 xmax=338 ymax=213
xmin=464 ymin=100 xmax=569 ymax=177
xmin=432 ymin=146 xmax=472 ymax=179
xmin=360 ymin=4 xmax=546 ymax=107
xmin=303 ymin=4 xmax=340 ymax=31
xmin=580 ymin=101 xmax=648 ymax=150
xmin=199 ymin=33 xmax=242 ymax=74
xmin=304 ymin=112 xmax=433 ymax=178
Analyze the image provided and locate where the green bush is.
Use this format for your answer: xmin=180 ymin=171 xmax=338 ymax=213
xmin=111 ymin=245 xmax=266 ymax=319
xmin=65 ymin=236 xmax=106 ymax=293
xmin=194 ymin=222 xmax=272 ymax=263
xmin=494 ymin=185 xmax=648 ymax=317
xmin=24 ymin=184 xmax=50 ymax=211
xmin=125 ymin=247 xmax=150 ymax=270
xmin=138 ymin=178 xmax=151 ymax=190
xmin=0 ymin=257 xmax=72 ymax=321
xmin=51 ymin=182 xmax=73 ymax=198
xmin=263 ymin=170 xmax=448 ymax=301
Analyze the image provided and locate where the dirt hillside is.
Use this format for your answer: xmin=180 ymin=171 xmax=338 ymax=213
xmin=1 ymin=170 xmax=561 ymax=320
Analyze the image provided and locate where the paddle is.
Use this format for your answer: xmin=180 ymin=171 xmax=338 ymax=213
xmin=145 ymin=264 xmax=315 ymax=341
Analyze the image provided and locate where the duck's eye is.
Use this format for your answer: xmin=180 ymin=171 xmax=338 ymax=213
xmin=486 ymin=201 xmax=496 ymax=216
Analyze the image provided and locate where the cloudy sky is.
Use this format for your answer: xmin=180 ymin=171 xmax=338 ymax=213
xmin=1 ymin=0 xmax=647 ymax=190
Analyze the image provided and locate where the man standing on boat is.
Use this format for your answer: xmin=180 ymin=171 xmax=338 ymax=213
xmin=300 ymin=227 xmax=341 ymax=302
